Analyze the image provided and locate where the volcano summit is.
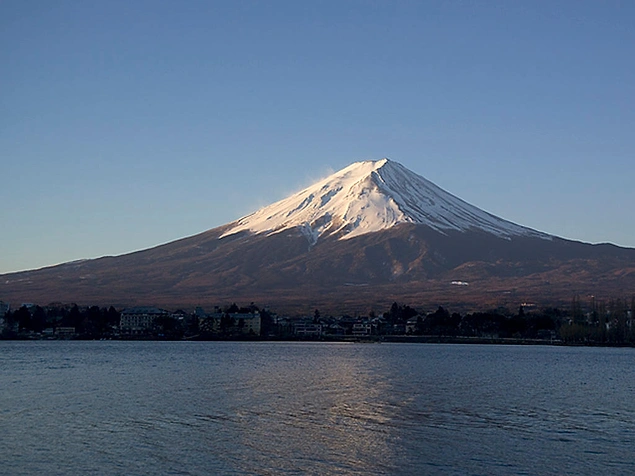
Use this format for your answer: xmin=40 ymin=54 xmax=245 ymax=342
xmin=223 ymin=159 xmax=549 ymax=243
xmin=2 ymin=159 xmax=634 ymax=313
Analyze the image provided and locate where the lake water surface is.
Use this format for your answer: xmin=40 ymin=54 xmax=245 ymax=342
xmin=1 ymin=341 xmax=634 ymax=475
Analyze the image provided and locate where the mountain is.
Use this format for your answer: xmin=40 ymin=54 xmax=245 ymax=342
xmin=2 ymin=159 xmax=634 ymax=314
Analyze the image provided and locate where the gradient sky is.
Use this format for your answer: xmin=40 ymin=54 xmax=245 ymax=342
xmin=2 ymin=0 xmax=634 ymax=274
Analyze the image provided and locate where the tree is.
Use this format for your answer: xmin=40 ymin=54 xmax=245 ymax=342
xmin=63 ymin=304 xmax=83 ymax=329
xmin=385 ymin=302 xmax=401 ymax=324
xmin=14 ymin=306 xmax=32 ymax=332
xmin=415 ymin=315 xmax=424 ymax=335
xmin=597 ymin=300 xmax=607 ymax=343
xmin=105 ymin=306 xmax=120 ymax=328
xmin=31 ymin=306 xmax=47 ymax=333
xmin=153 ymin=314 xmax=184 ymax=339
xmin=502 ymin=314 xmax=526 ymax=338
xmin=422 ymin=307 xmax=459 ymax=336
xmin=571 ymin=295 xmax=584 ymax=324
xmin=83 ymin=305 xmax=104 ymax=336
xmin=260 ymin=309 xmax=274 ymax=336
xmin=220 ymin=313 xmax=234 ymax=332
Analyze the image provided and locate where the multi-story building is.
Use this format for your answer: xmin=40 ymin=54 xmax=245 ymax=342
xmin=120 ymin=307 xmax=169 ymax=335
xmin=199 ymin=311 xmax=262 ymax=336
xmin=294 ymin=322 xmax=322 ymax=337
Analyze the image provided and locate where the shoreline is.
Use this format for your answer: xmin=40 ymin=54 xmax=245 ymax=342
xmin=3 ymin=334 xmax=635 ymax=347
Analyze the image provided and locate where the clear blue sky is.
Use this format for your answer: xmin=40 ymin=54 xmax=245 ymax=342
xmin=2 ymin=0 xmax=634 ymax=274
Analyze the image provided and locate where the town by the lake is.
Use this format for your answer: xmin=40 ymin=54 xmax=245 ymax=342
xmin=2 ymin=297 xmax=634 ymax=345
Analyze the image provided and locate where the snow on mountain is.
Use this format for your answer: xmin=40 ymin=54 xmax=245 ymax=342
xmin=221 ymin=159 xmax=551 ymax=244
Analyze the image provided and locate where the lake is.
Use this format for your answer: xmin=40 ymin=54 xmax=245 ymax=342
xmin=1 ymin=341 xmax=634 ymax=475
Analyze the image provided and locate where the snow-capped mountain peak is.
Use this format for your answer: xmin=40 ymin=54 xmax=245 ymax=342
xmin=221 ymin=159 xmax=550 ymax=244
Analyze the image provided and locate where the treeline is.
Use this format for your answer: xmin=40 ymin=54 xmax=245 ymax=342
xmin=560 ymin=295 xmax=635 ymax=344
xmin=385 ymin=303 xmax=558 ymax=339
xmin=382 ymin=299 xmax=635 ymax=344
xmin=2 ymin=304 xmax=120 ymax=339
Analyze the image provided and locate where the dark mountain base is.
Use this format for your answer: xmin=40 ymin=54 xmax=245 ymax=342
xmin=2 ymin=224 xmax=634 ymax=314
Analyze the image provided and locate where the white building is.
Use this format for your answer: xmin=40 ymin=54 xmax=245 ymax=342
xmin=236 ymin=312 xmax=261 ymax=335
xmin=199 ymin=311 xmax=261 ymax=336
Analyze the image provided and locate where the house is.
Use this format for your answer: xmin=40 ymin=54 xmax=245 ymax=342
xmin=392 ymin=323 xmax=406 ymax=335
xmin=406 ymin=317 xmax=419 ymax=335
xmin=325 ymin=323 xmax=346 ymax=336
xmin=352 ymin=321 xmax=371 ymax=336
xmin=370 ymin=317 xmax=387 ymax=334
